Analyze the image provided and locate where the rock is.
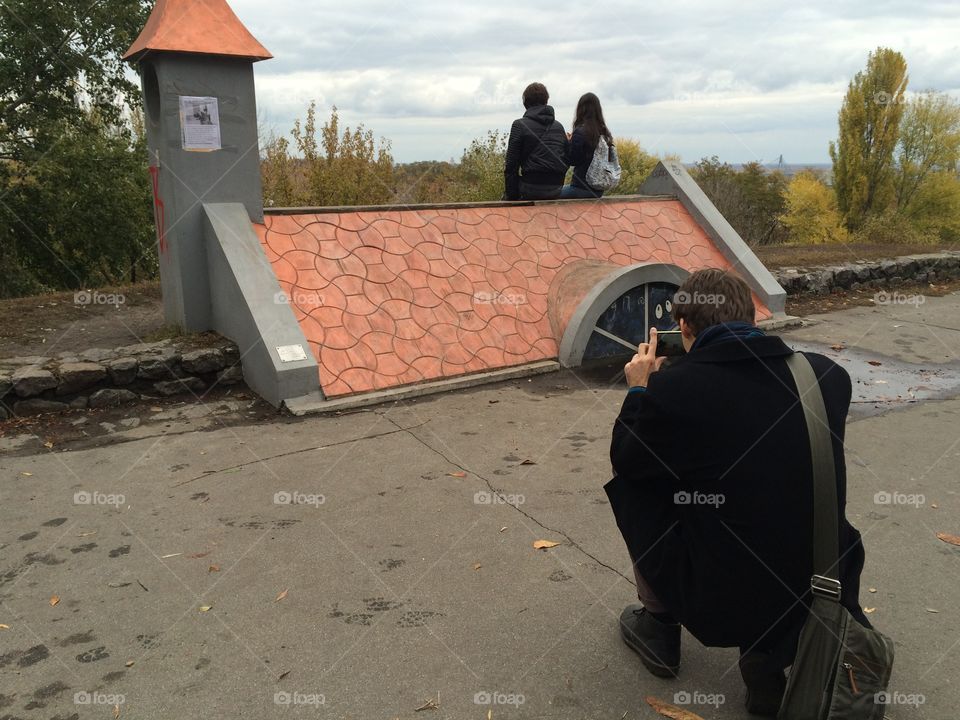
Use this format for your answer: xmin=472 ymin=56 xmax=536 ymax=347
xmin=4 ymin=355 xmax=51 ymax=366
xmin=56 ymin=362 xmax=107 ymax=395
xmin=181 ymin=348 xmax=226 ymax=374
xmin=78 ymin=348 xmax=116 ymax=363
xmin=119 ymin=417 xmax=141 ymax=429
xmin=0 ymin=370 xmax=11 ymax=398
xmin=217 ymin=365 xmax=244 ymax=386
xmin=69 ymin=416 xmax=88 ymax=426
xmin=89 ymin=388 xmax=139 ymax=408
xmin=106 ymin=357 xmax=138 ymax=385
xmin=99 ymin=422 xmax=117 ymax=432
xmin=14 ymin=398 xmax=70 ymax=415
xmin=69 ymin=396 xmax=89 ymax=410
xmin=153 ymin=377 xmax=206 ymax=397
xmin=12 ymin=366 xmax=58 ymax=397
xmin=0 ymin=405 xmax=8 ymax=420
xmin=115 ymin=340 xmax=173 ymax=356
xmin=137 ymin=348 xmax=181 ymax=379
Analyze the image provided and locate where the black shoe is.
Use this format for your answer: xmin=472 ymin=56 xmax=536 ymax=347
xmin=739 ymin=651 xmax=786 ymax=716
xmin=619 ymin=604 xmax=681 ymax=678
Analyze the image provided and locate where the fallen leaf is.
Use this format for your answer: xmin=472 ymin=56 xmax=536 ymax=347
xmin=43 ymin=441 xmax=53 ymax=448
xmin=473 ymin=563 xmax=482 ymax=571
xmin=868 ymin=588 xmax=877 ymax=593
xmin=186 ymin=551 xmax=210 ymax=559
xmin=926 ymin=608 xmax=940 ymax=613
xmin=645 ymin=696 xmax=706 ymax=720
xmin=488 ymin=399 xmax=499 ymax=404
xmin=830 ymin=344 xmax=846 ymax=351
xmin=278 ymin=669 xmax=290 ymax=681
xmin=415 ymin=691 xmax=440 ymax=711
xmin=150 ymin=406 xmax=162 ymax=412
xmin=487 ymin=710 xmax=492 ymax=720
xmin=113 ymin=703 xmax=120 ymax=718
xmin=446 ymin=471 xmax=467 ymax=478
xmin=125 ymin=660 xmax=135 ymax=667
xmin=49 ymin=595 xmax=60 ymax=607
xmin=499 ymin=527 xmax=507 ymax=533
xmin=161 ymin=553 xmax=182 ymax=559
xmin=275 ymin=589 xmax=288 ymax=603
xmin=107 ymin=582 xmax=131 ymax=588
xmin=0 ymin=624 xmax=9 ymax=630
xmin=76 ymin=531 xmax=97 ymax=537
xmin=519 ymin=459 xmax=536 ymax=465
xmin=533 ymin=540 xmax=560 ymax=550
xmin=936 ymin=532 xmax=960 ymax=546
xmin=208 ymin=565 xmax=220 ymax=573
xmin=20 ymin=471 xmax=32 ymax=477
xmin=864 ymin=607 xmax=877 ymax=614
xmin=931 ymin=504 xmax=939 ymax=509
xmin=867 ymin=360 xmax=882 ymax=366
xmin=198 ymin=605 xmax=212 ymax=612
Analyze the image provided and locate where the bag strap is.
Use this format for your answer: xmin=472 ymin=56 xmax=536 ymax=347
xmin=784 ymin=353 xmax=841 ymax=598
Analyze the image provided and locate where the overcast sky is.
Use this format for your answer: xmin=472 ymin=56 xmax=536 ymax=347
xmin=231 ymin=0 xmax=960 ymax=164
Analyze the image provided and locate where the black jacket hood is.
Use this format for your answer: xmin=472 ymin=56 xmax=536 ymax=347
xmin=523 ymin=104 xmax=556 ymax=126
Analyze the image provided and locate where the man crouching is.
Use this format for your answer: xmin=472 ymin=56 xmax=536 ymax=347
xmin=605 ymin=268 xmax=870 ymax=716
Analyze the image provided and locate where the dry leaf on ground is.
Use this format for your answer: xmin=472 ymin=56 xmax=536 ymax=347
xmin=186 ymin=551 xmax=210 ymax=559
xmin=936 ymin=532 xmax=960 ymax=546
xmin=519 ymin=459 xmax=536 ymax=465
xmin=473 ymin=563 xmax=482 ymax=571
xmin=275 ymin=589 xmax=288 ymax=603
xmin=645 ymin=696 xmax=706 ymax=720
xmin=161 ymin=553 xmax=182 ymax=559
xmin=446 ymin=471 xmax=467 ymax=478
xmin=198 ymin=605 xmax=212 ymax=612
xmin=113 ymin=703 xmax=121 ymax=718
xmin=0 ymin=624 xmax=10 ymax=630
xmin=867 ymin=360 xmax=883 ymax=367
xmin=830 ymin=344 xmax=846 ymax=351
xmin=49 ymin=595 xmax=60 ymax=607
xmin=864 ymin=607 xmax=877 ymax=614
xmin=533 ymin=540 xmax=560 ymax=550
xmin=208 ymin=564 xmax=220 ymax=573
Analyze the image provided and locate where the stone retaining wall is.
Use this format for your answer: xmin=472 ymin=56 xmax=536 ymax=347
xmin=0 ymin=338 xmax=242 ymax=419
xmin=775 ymin=251 xmax=960 ymax=295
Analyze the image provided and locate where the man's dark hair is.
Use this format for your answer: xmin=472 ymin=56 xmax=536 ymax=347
xmin=522 ymin=82 xmax=549 ymax=109
xmin=671 ymin=268 xmax=755 ymax=335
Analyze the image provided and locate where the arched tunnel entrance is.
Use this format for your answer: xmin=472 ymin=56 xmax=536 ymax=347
xmin=554 ymin=261 xmax=690 ymax=370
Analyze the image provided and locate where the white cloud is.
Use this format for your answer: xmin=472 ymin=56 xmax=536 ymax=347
xmin=231 ymin=0 xmax=960 ymax=162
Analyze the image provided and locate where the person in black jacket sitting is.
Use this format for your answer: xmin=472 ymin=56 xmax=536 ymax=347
xmin=605 ymin=269 xmax=869 ymax=716
xmin=503 ymin=83 xmax=569 ymax=200
xmin=561 ymin=92 xmax=613 ymax=199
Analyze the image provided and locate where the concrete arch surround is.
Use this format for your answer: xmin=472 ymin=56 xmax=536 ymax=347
xmin=558 ymin=262 xmax=691 ymax=368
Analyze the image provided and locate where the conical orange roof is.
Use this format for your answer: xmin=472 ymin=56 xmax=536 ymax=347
xmin=124 ymin=0 xmax=272 ymax=62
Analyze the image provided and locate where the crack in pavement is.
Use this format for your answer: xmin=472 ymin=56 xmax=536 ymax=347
xmin=382 ymin=416 xmax=634 ymax=586
xmin=172 ymin=419 xmax=430 ymax=486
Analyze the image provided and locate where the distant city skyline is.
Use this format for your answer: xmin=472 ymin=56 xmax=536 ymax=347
xmin=235 ymin=0 xmax=960 ymax=164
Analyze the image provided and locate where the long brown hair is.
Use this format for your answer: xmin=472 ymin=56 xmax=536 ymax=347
xmin=572 ymin=92 xmax=612 ymax=147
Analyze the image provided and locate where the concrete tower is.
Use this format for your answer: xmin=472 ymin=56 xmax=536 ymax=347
xmin=124 ymin=0 xmax=272 ymax=331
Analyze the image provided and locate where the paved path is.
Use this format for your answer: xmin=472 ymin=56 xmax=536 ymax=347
xmin=2 ymin=294 xmax=958 ymax=719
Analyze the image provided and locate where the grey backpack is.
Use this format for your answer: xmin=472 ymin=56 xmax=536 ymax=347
xmin=585 ymin=136 xmax=621 ymax=191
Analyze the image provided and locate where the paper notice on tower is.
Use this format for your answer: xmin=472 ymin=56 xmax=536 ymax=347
xmin=179 ymin=96 xmax=221 ymax=151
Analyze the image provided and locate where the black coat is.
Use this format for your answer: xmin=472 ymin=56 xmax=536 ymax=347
xmin=605 ymin=335 xmax=868 ymax=654
xmin=567 ymin=127 xmax=602 ymax=195
xmin=503 ymin=105 xmax=569 ymax=200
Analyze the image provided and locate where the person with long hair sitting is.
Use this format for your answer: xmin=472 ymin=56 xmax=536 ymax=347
xmin=562 ymin=92 xmax=614 ymax=199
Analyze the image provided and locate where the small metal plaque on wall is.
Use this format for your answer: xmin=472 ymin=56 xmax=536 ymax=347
xmin=276 ymin=344 xmax=308 ymax=363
